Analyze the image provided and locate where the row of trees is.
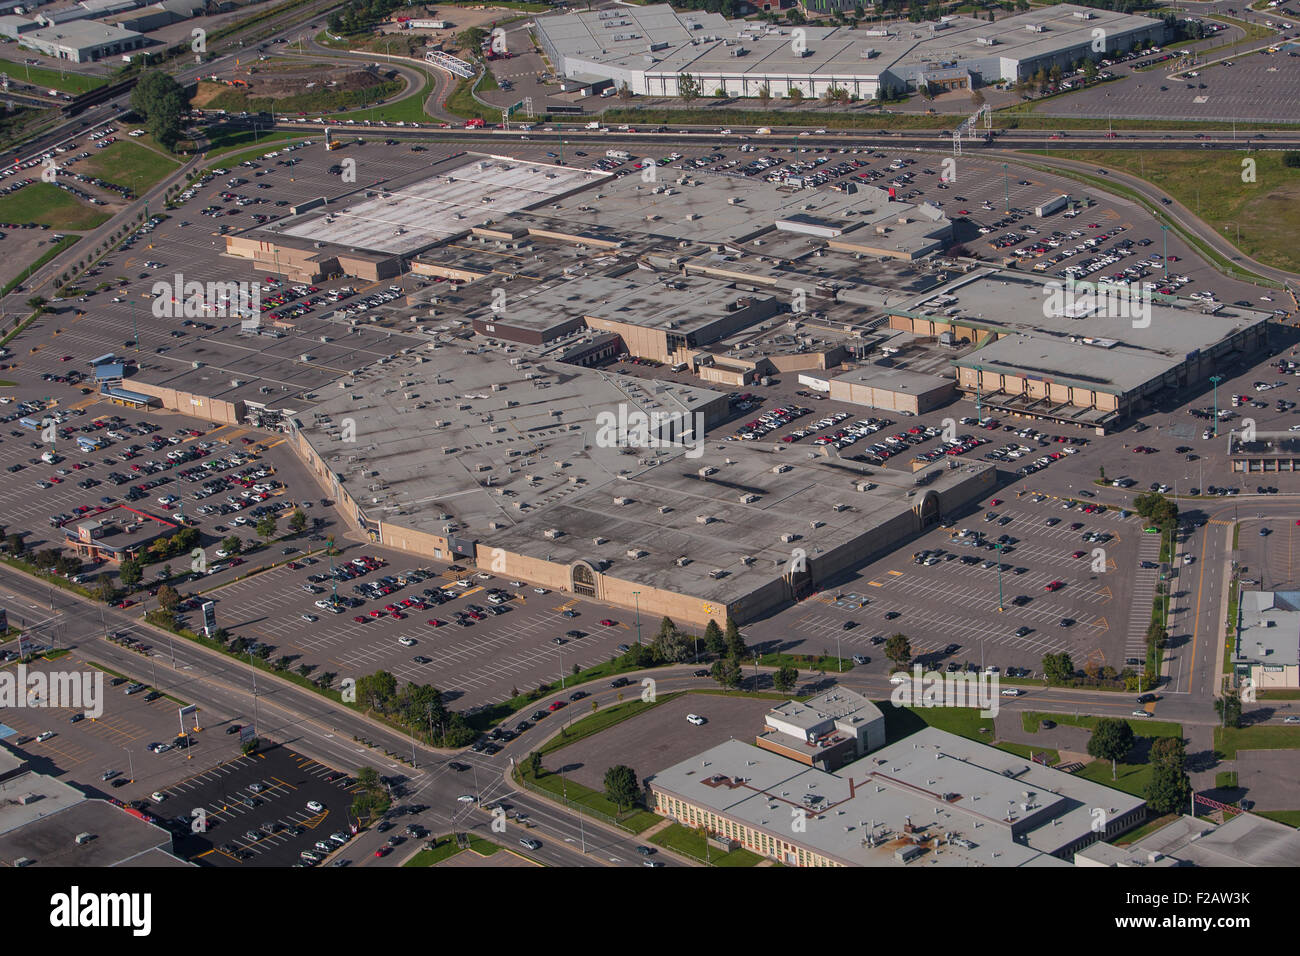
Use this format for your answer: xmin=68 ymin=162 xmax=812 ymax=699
xmin=353 ymin=670 xmax=477 ymax=748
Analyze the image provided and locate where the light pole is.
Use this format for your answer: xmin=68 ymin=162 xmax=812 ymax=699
xmin=1002 ymin=163 xmax=1009 ymax=213
xmin=994 ymin=541 xmax=1005 ymax=612
xmin=1160 ymin=223 xmax=1170 ymax=272
xmin=123 ymin=745 xmax=134 ymax=783
xmin=1210 ymin=375 xmax=1223 ymax=437
xmin=632 ymin=591 xmax=641 ymax=645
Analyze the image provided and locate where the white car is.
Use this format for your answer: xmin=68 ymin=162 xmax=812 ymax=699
xmin=533 ymin=587 xmax=549 ymax=594
xmin=1000 ymin=688 xmax=1023 ymax=697
xmin=686 ymin=714 xmax=706 ymax=725
xmin=306 ymin=800 xmax=324 ymax=812
xmin=398 ymin=636 xmax=416 ymax=647
xmin=1131 ymin=710 xmax=1154 ymax=719
xmin=151 ymin=791 xmax=167 ymax=802
xmin=889 ymin=674 xmax=909 ymax=685
xmin=457 ymin=794 xmax=476 ymax=803
xmin=36 ymin=731 xmax=55 ymax=742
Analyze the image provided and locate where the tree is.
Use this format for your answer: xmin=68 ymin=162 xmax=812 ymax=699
xmin=357 ymin=670 xmax=398 ymax=712
xmin=756 ymin=82 xmax=771 ymax=107
xmin=884 ymin=633 xmax=912 ymax=670
xmin=529 ymin=750 xmax=543 ymax=778
xmin=1042 ymin=651 xmax=1075 ymax=685
xmin=26 ymin=295 xmax=47 ymax=313
xmin=677 ymin=72 xmax=701 ymax=104
xmin=221 ymin=535 xmax=243 ymax=555
xmin=129 ymin=71 xmax=186 ymax=150
xmin=787 ymin=86 xmax=805 ymax=105
xmin=773 ymin=664 xmax=798 ymax=693
xmin=256 ymin=514 xmax=277 ymax=544
xmin=1087 ymin=717 xmax=1135 ymax=780
xmin=156 ymin=584 xmax=181 ymax=612
xmin=617 ymin=80 xmax=632 ymax=101
xmin=724 ymin=618 xmax=746 ymax=659
xmin=288 ymin=509 xmax=307 ymax=535
xmin=119 ymin=558 xmax=143 ymax=588
xmin=1146 ymin=737 xmax=1191 ymax=814
xmin=703 ymin=619 xmax=726 ymax=656
xmin=711 ymin=656 xmax=741 ymax=690
xmin=1214 ymin=691 xmax=1243 ymax=729
xmin=604 ymin=764 xmax=639 ymax=812
xmin=5 ymin=533 xmax=23 ymax=555
xmin=33 ymin=549 xmax=58 ymax=571
xmin=713 ymin=85 xmax=728 ymax=98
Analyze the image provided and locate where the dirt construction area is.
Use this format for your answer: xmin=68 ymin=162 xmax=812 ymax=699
xmin=192 ymin=64 xmax=392 ymax=106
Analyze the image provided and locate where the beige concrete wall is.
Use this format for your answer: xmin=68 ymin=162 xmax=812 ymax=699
xmin=123 ymin=381 xmax=244 ymax=425
xmin=586 ymin=317 xmax=670 ymax=362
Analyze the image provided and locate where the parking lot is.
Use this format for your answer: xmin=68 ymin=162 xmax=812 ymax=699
xmin=160 ymin=745 xmax=365 ymax=866
xmin=544 ymin=692 xmax=776 ymax=794
xmin=0 ymin=649 xmax=242 ymax=797
xmin=198 ymin=546 xmax=646 ymax=707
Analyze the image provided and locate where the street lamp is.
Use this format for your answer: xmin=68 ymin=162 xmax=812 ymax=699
xmin=1160 ymin=223 xmax=1170 ymax=272
xmin=123 ymin=745 xmax=134 ymax=783
xmin=994 ymin=541 xmax=1005 ymax=612
xmin=632 ymin=591 xmax=641 ymax=645
xmin=1210 ymin=375 xmax=1223 ymax=437
xmin=1002 ymin=163 xmax=1009 ymax=213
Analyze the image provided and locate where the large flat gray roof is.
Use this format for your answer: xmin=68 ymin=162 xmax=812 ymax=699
xmin=537 ymin=3 xmax=1163 ymax=80
xmin=298 ymin=346 xmax=989 ymax=602
xmin=273 ymin=155 xmax=605 ymax=256
xmin=1236 ymin=590 xmax=1300 ymax=668
xmin=648 ymin=727 xmax=1144 ymax=866
xmin=914 ymin=270 xmax=1271 ymax=395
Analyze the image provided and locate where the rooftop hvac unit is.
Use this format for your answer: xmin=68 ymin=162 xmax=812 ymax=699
xmin=613 ymin=495 xmax=632 ymax=505
xmin=1024 ymin=23 xmax=1044 ymax=31
xmin=675 ymin=556 xmax=691 ymax=567
xmin=626 ymin=548 xmax=646 ymax=559
xmin=696 ymin=514 xmax=714 ymax=524
xmin=739 ymin=493 xmax=758 ymax=504
xmin=779 ymin=533 xmax=800 ymax=543
xmin=543 ymin=528 xmax=563 ymax=539
xmin=658 ymin=505 xmax=672 ymax=515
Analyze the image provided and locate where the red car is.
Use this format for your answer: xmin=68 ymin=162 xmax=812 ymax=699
xmin=1071 ymin=551 xmax=1086 ymax=559
xmin=384 ymin=604 xmax=399 ymax=613
xmin=61 ymin=355 xmax=73 ymax=361
xmin=390 ymin=611 xmax=406 ymax=620
xmin=115 ymin=599 xmax=135 ymax=608
xmin=374 ymin=846 xmax=391 ymax=858
xmin=427 ymin=619 xmax=443 ymax=627
xmin=368 ymin=609 xmax=385 ymax=618
xmin=548 ymin=700 xmax=567 ymax=711
xmin=990 ymin=499 xmax=1002 ymax=507
xmin=1044 ymin=580 xmax=1064 ymax=592
xmin=599 ymin=619 xmax=617 ymax=627
xmin=354 ymin=616 xmax=368 ymax=623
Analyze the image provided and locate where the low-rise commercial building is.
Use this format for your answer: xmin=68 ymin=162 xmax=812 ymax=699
xmin=1233 ymin=590 xmax=1300 ymax=690
xmin=648 ymin=725 xmax=1146 ymax=866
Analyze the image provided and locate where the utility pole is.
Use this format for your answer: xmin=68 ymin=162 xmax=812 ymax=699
xmin=1210 ymin=375 xmax=1223 ymax=436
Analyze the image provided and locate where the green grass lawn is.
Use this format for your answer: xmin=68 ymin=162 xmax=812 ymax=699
xmin=1216 ymin=771 xmax=1239 ymax=789
xmin=1042 ymin=150 xmax=1300 ymax=274
xmin=650 ymin=822 xmax=763 ymax=866
xmin=329 ymin=72 xmax=434 ymax=124
xmin=201 ymin=127 xmax=315 ymax=159
xmin=1114 ymin=813 xmax=1180 ymax=844
xmin=0 ymin=183 xmax=111 ymax=230
xmin=0 ymin=57 xmax=107 ymax=95
xmin=75 ymin=140 xmax=180 ymax=196
xmin=755 ymin=652 xmax=854 ymax=672
xmin=403 ymin=836 xmax=463 ymax=866
xmin=1214 ymin=724 xmax=1300 ymax=759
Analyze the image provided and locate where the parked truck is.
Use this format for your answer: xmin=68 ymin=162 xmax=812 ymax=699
xmin=1034 ymin=194 xmax=1068 ymax=218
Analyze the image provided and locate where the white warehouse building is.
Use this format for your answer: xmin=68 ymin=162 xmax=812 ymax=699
xmin=534 ymin=3 xmax=1168 ymax=100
